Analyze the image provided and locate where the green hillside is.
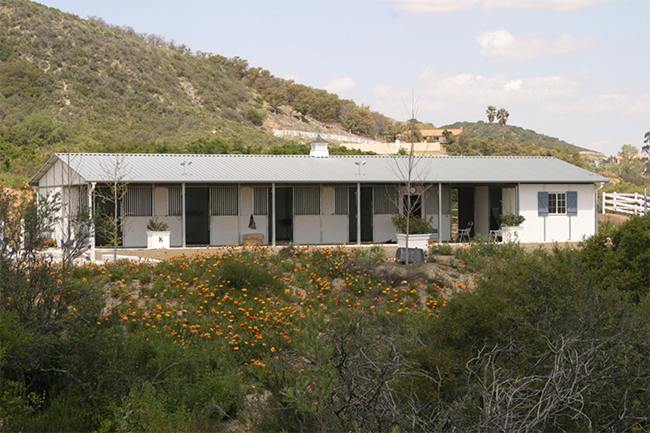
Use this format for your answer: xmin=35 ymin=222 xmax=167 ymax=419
xmin=0 ymin=0 xmax=594 ymax=181
xmin=0 ymin=0 xmax=390 ymax=177
xmin=440 ymin=121 xmax=586 ymax=153
xmin=0 ymin=0 xmax=276 ymax=175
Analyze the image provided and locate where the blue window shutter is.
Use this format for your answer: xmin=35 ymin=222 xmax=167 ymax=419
xmin=567 ymin=191 xmax=578 ymax=216
xmin=538 ymin=192 xmax=549 ymax=216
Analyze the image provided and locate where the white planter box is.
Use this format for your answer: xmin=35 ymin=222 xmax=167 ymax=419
xmin=147 ymin=231 xmax=170 ymax=249
xmin=501 ymin=226 xmax=523 ymax=243
xmin=396 ymin=233 xmax=432 ymax=251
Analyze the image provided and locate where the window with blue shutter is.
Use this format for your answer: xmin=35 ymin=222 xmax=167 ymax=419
xmin=567 ymin=191 xmax=578 ymax=216
xmin=539 ymin=191 xmax=574 ymax=216
xmin=538 ymin=191 xmax=549 ymax=216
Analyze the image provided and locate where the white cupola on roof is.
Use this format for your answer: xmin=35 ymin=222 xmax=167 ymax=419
xmin=309 ymin=134 xmax=329 ymax=157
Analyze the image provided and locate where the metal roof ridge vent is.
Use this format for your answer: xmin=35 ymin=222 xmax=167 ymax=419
xmin=310 ymin=134 xmax=329 ymax=157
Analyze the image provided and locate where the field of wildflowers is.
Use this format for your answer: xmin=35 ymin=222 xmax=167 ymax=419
xmin=2 ymin=213 xmax=649 ymax=432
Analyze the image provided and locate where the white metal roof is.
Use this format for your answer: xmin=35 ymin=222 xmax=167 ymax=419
xmin=30 ymin=153 xmax=609 ymax=185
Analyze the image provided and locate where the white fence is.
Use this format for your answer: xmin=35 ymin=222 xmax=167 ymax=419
xmin=273 ymin=130 xmax=381 ymax=145
xmin=602 ymin=190 xmax=648 ymax=216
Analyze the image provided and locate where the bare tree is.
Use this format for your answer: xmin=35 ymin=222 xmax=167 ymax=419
xmin=96 ymin=155 xmax=131 ymax=262
xmin=389 ymin=92 xmax=435 ymax=264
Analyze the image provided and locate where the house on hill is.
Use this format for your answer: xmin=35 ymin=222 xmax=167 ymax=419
xmin=420 ymin=128 xmax=464 ymax=143
xmin=30 ymin=138 xmax=607 ymax=249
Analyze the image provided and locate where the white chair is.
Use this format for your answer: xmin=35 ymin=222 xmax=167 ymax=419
xmin=457 ymin=221 xmax=473 ymax=243
xmin=490 ymin=224 xmax=505 ymax=243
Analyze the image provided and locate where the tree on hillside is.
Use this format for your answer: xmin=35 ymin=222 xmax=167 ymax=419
xmin=486 ymin=105 xmax=497 ymax=133
xmin=615 ymin=144 xmax=646 ymax=183
xmin=618 ymin=144 xmax=639 ymax=160
xmin=642 ymin=132 xmax=650 ymax=175
xmin=497 ymin=108 xmax=509 ymax=142
xmin=642 ymin=131 xmax=650 ymax=156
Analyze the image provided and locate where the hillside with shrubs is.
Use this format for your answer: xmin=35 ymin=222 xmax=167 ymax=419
xmin=1 ymin=186 xmax=648 ymax=432
xmin=1 ymin=0 xmax=619 ymax=186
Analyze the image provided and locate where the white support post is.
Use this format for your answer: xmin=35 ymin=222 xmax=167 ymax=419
xmin=89 ymin=182 xmax=96 ymax=262
xmin=515 ymin=184 xmax=520 ymax=214
xmin=438 ymin=182 xmax=442 ymax=242
xmin=272 ymin=183 xmax=276 ymax=247
xmin=356 ymin=182 xmax=361 ymax=246
xmin=182 ymin=183 xmax=186 ymax=248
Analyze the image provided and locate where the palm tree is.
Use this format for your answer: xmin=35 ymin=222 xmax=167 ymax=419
xmin=497 ymin=108 xmax=509 ymax=142
xmin=486 ymin=105 xmax=496 ymax=133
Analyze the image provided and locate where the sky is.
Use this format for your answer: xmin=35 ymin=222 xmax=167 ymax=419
xmin=37 ymin=0 xmax=650 ymax=156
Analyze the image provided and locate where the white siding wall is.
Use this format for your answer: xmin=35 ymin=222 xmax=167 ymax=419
xmin=322 ymin=187 xmax=348 ymax=244
xmin=166 ymin=217 xmax=183 ymax=247
xmin=211 ymin=216 xmax=239 ymax=245
xmin=519 ymin=184 xmax=596 ymax=243
xmin=374 ymin=214 xmax=395 ymax=243
xmin=238 ymin=215 xmax=268 ymax=244
xmin=294 ymin=215 xmax=321 ymax=244
xmin=38 ymin=159 xmax=84 ymax=189
xmin=322 ymin=215 xmax=349 ymax=244
xmin=37 ymin=159 xmax=87 ymax=244
xmin=503 ymin=187 xmax=517 ymax=214
xmin=322 ymin=187 xmax=335 ymax=215
xmin=154 ymin=186 xmax=167 ymax=216
xmin=122 ymin=216 xmax=149 ymax=247
xmin=241 ymin=187 xmax=252 ymax=215
xmin=475 ymin=186 xmax=490 ymax=237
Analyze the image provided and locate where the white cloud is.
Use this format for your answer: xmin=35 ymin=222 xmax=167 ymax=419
xmin=555 ymin=93 xmax=650 ymax=115
xmin=322 ymin=77 xmax=355 ymax=94
xmin=373 ymin=85 xmax=392 ymax=98
xmin=623 ymin=97 xmax=650 ymax=116
xmin=483 ymin=0 xmax=613 ymax=11
xmin=387 ymin=0 xmax=613 ymax=13
xmin=373 ymin=70 xmax=648 ymax=124
xmin=389 ymin=0 xmax=480 ymax=13
xmin=476 ymin=29 xmax=593 ymax=63
xmin=370 ymin=71 xmax=647 ymax=157
xmin=414 ymin=70 xmax=581 ymax=106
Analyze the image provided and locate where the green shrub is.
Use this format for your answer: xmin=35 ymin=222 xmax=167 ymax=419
xmin=391 ymin=214 xmax=434 ymax=234
xmin=582 ymin=214 xmax=650 ymax=300
xmin=432 ymin=243 xmax=453 ymax=255
xmin=246 ymin=108 xmax=266 ymax=126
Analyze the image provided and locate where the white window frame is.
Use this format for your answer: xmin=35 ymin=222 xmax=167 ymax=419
xmin=548 ymin=192 xmax=567 ymax=215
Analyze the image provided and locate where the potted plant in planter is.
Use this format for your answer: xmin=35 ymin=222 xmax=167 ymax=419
xmin=146 ymin=217 xmax=170 ymax=249
xmin=500 ymin=213 xmax=525 ymax=243
xmin=392 ymin=214 xmax=434 ymax=251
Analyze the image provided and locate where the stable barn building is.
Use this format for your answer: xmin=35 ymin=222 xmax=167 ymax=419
xmin=30 ymin=141 xmax=607 ymax=249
